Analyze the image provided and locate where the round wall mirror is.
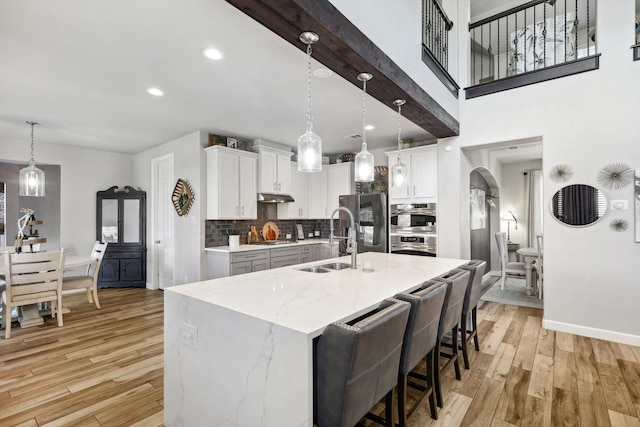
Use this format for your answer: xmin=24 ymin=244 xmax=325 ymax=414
xmin=550 ymin=184 xmax=607 ymax=227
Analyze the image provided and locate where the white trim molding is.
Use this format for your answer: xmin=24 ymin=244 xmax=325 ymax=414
xmin=543 ymin=319 xmax=640 ymax=347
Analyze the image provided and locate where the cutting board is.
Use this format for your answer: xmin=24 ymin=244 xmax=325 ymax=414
xmin=262 ymin=221 xmax=280 ymax=241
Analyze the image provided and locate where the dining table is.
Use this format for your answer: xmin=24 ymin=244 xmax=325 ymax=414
xmin=516 ymin=247 xmax=539 ymax=296
xmin=0 ymin=254 xmax=97 ymax=328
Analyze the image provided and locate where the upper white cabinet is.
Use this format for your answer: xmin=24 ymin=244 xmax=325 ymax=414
xmin=255 ymin=147 xmax=292 ymax=195
xmin=206 ymin=146 xmax=258 ymax=219
xmin=386 ymin=145 xmax=437 ymax=204
xmin=308 ymin=168 xmax=328 ymax=218
xmin=278 ymin=165 xmax=309 ymax=219
xmin=327 ymin=163 xmax=355 ymax=216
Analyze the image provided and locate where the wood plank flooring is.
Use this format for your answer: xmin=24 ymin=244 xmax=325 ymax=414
xmin=1 ymin=288 xmax=639 ymax=427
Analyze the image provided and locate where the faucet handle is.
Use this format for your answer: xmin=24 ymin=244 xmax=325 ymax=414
xmin=329 ymin=232 xmax=334 ymax=247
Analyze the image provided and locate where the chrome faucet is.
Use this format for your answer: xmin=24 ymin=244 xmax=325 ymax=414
xmin=329 ymin=206 xmax=357 ymax=269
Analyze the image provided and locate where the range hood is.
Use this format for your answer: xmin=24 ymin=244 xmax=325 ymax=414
xmin=257 ymin=192 xmax=295 ymax=203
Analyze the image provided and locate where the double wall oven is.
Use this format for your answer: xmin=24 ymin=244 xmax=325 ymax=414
xmin=390 ymin=203 xmax=437 ymax=257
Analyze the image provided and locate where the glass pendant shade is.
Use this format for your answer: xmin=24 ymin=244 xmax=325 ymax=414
xmin=355 ymin=142 xmax=374 ymax=182
xmin=355 ymin=72 xmax=374 ymax=183
xmin=19 ymin=121 xmax=45 ymax=197
xmin=391 ymin=99 xmax=408 ymax=188
xmin=298 ymin=121 xmax=322 ymax=172
xmin=297 ymin=31 xmax=322 ymax=173
xmin=391 ymin=158 xmax=407 ymax=188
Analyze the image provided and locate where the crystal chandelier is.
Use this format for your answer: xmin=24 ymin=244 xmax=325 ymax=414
xmin=354 ymin=72 xmax=374 ymax=182
xmin=391 ymin=99 xmax=408 ymax=188
xmin=19 ymin=121 xmax=45 ymax=197
xmin=297 ymin=31 xmax=322 ymax=172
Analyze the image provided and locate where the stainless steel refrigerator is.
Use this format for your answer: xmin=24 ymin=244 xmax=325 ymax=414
xmin=338 ymin=193 xmax=388 ymax=254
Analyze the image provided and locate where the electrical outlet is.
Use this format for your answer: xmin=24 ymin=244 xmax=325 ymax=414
xmin=181 ymin=323 xmax=198 ymax=349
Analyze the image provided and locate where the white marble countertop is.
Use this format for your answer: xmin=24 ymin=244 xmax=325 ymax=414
xmin=167 ymin=252 xmax=467 ymax=337
xmin=204 ymin=238 xmax=330 ymax=253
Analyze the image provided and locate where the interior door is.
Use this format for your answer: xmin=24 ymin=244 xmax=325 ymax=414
xmin=153 ymin=154 xmax=174 ymax=290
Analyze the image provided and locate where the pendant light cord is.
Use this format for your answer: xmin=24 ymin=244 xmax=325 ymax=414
xmin=27 ymin=121 xmax=38 ymax=165
xmin=361 ymin=78 xmax=367 ymax=144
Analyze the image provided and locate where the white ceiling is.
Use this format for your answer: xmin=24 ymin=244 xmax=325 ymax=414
xmin=0 ymin=1 xmax=434 ymax=156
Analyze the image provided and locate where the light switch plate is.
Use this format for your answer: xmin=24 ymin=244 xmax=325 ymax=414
xmin=181 ymin=323 xmax=198 ymax=349
xmin=610 ymin=200 xmax=628 ymax=210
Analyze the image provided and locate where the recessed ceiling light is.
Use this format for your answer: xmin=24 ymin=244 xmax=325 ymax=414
xmin=147 ymin=87 xmax=165 ymax=97
xmin=202 ymin=47 xmax=224 ymax=60
xmin=365 ymin=124 xmax=375 ymax=130
xmin=313 ymin=68 xmax=333 ymax=78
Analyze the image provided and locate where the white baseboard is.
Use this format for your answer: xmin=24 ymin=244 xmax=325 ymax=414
xmin=543 ymin=319 xmax=640 ymax=346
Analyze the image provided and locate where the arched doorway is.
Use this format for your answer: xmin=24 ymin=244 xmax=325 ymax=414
xmin=470 ymin=167 xmax=499 ymax=271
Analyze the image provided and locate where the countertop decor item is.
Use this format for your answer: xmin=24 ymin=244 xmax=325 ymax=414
xmin=171 ymin=178 xmax=194 ymax=217
xmin=262 ymin=221 xmax=280 ymax=241
xmin=19 ymin=121 xmax=45 ymax=197
xmin=297 ymin=31 xmax=322 ymax=173
xmin=354 ymin=72 xmax=374 ymax=183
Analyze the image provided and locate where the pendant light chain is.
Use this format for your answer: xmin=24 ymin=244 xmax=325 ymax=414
xmin=27 ymin=121 xmax=38 ymax=164
xmin=396 ymin=103 xmax=402 ymax=148
xmin=306 ymin=42 xmax=313 ymax=123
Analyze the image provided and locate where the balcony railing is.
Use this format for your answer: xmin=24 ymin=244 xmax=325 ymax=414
xmin=422 ymin=0 xmax=459 ymax=97
xmin=467 ymin=0 xmax=599 ymax=98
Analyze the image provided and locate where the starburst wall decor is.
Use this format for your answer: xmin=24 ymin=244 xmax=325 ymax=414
xmin=549 ymin=164 xmax=573 ymax=183
xmin=597 ymin=162 xmax=633 ymax=190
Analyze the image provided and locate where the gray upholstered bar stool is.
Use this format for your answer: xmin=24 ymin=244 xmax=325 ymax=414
xmin=458 ymin=260 xmax=487 ymax=369
xmin=314 ymin=298 xmax=411 ymax=427
xmin=395 ymin=281 xmax=448 ymax=425
xmin=430 ymin=269 xmax=471 ymax=407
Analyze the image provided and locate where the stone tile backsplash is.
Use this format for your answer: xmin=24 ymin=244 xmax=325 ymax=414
xmin=205 ymin=203 xmax=336 ymax=247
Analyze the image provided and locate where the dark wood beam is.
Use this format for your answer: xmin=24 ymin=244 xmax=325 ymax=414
xmin=226 ymin=0 xmax=459 ymax=138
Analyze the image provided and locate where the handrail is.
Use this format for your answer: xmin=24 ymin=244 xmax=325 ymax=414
xmin=469 ymin=0 xmax=555 ymax=29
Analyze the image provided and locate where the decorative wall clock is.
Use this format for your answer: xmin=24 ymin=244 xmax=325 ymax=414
xmin=172 ymin=178 xmax=194 ymax=216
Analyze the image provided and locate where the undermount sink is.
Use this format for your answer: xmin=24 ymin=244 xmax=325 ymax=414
xmin=320 ymin=262 xmax=352 ymax=270
xmin=295 ymin=262 xmax=353 ymax=273
xmin=296 ymin=266 xmax=331 ymax=273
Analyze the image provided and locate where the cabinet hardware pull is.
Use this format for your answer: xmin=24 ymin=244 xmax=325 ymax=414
xmin=413 ymin=185 xmax=416 ymax=195
xmin=278 ymin=182 xmax=281 ymax=191
xmin=242 ymin=206 xmax=244 ymax=215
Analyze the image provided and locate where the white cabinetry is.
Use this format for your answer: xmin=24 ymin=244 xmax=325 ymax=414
xmin=206 ymin=146 xmax=258 ymax=219
xmin=327 ymin=163 xmax=355 ymax=216
xmin=386 ymin=145 xmax=437 ymax=204
xmin=278 ymin=165 xmax=309 ymax=219
xmin=308 ymin=169 xmax=328 ymax=218
xmin=256 ymin=147 xmax=292 ymax=195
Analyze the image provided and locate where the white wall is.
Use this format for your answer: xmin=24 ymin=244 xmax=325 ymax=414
xmin=0 ymin=138 xmax=132 ymax=256
xmin=438 ymin=0 xmax=640 ymax=344
xmin=133 ymin=131 xmax=207 ymax=289
xmin=329 ymin=0 xmax=460 ymax=119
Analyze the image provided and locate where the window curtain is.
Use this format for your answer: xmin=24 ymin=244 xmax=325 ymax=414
xmin=525 ymin=169 xmax=543 ymax=247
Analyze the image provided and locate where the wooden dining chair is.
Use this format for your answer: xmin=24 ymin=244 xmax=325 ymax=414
xmin=62 ymin=241 xmax=108 ymax=309
xmin=495 ymin=232 xmax=526 ymax=290
xmin=2 ymin=249 xmax=66 ymax=339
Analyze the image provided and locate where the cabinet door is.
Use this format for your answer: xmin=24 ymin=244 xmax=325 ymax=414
xmin=259 ymin=150 xmax=278 ymax=193
xmin=99 ymin=258 xmax=120 ymax=284
xmin=219 ymin=150 xmax=240 ymax=218
xmin=327 ymin=164 xmax=354 ymax=215
xmin=251 ymin=258 xmax=270 ymax=272
xmin=121 ymin=256 xmax=143 ymax=283
xmin=239 ymin=154 xmax=257 ymax=219
xmin=312 ymin=244 xmax=321 ymax=261
xmin=278 ymin=166 xmax=303 ymax=219
xmin=308 ymin=169 xmax=328 ymax=218
xmin=231 ymin=261 xmax=252 ymax=276
xmin=388 ymin=153 xmax=411 ymax=202
xmin=277 ymin=153 xmax=291 ymax=194
xmin=411 ymin=148 xmax=437 ymax=200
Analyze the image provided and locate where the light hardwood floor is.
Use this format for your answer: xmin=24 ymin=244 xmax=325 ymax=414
xmin=1 ymin=289 xmax=639 ymax=427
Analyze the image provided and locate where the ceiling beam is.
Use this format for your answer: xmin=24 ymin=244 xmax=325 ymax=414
xmin=226 ymin=0 xmax=459 ymax=138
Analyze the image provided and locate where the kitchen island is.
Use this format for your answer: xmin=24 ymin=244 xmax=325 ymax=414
xmin=164 ymin=252 xmax=468 ymax=427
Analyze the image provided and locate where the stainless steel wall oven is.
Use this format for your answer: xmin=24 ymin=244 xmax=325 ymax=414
xmin=390 ymin=203 xmax=437 ymax=257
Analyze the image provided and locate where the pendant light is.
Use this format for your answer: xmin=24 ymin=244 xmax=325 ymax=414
xmin=19 ymin=121 xmax=45 ymax=197
xmin=354 ymin=72 xmax=374 ymax=182
xmin=391 ymin=99 xmax=408 ymax=188
xmin=297 ymin=31 xmax=322 ymax=172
